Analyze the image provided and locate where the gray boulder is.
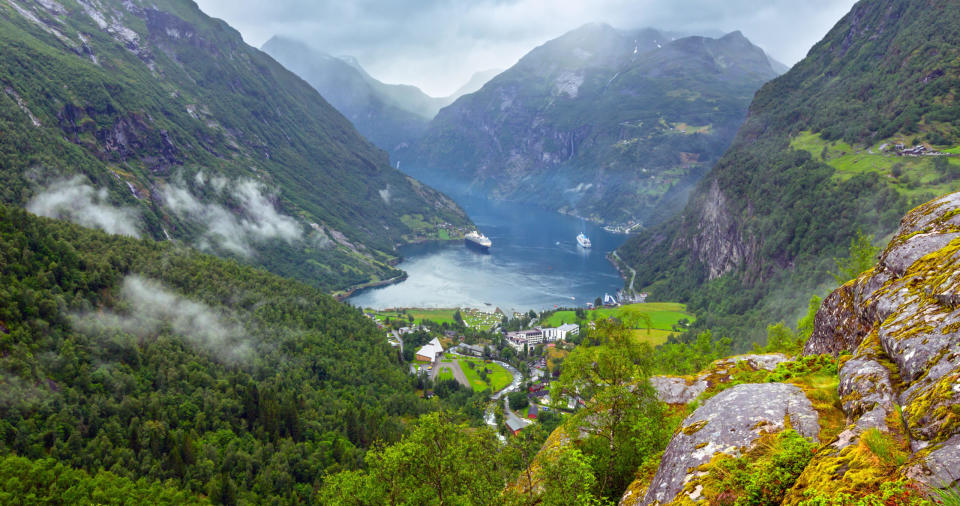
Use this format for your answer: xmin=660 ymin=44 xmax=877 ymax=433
xmin=649 ymin=353 xmax=790 ymax=405
xmin=637 ymin=383 xmax=819 ymax=505
xmin=649 ymin=376 xmax=708 ymax=405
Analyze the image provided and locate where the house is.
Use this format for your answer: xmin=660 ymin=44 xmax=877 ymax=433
xmin=505 ymin=417 xmax=525 ymax=435
xmin=542 ymin=323 xmax=579 ymax=341
xmin=527 ymin=404 xmax=539 ymax=420
xmin=459 ymin=343 xmax=484 ymax=357
xmin=415 ymin=337 xmax=444 ymax=362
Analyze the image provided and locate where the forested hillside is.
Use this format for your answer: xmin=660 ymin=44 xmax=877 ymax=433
xmin=618 ymin=0 xmax=960 ymax=347
xmin=0 ymin=203 xmax=431 ymax=503
xmin=404 ymin=24 xmax=779 ymax=226
xmin=0 ymin=0 xmax=471 ymax=293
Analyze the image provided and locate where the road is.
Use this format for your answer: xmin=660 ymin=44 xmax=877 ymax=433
xmin=611 ymin=250 xmax=637 ymax=292
xmin=483 ymin=358 xmax=532 ymax=433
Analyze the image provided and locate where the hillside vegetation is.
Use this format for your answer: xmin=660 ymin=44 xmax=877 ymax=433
xmin=0 ymin=203 xmax=432 ymax=503
xmin=0 ymin=0 xmax=470 ymax=292
xmin=617 ymin=0 xmax=960 ymax=348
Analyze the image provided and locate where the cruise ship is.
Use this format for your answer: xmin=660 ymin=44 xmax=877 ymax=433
xmin=465 ymin=230 xmax=492 ymax=252
xmin=577 ymin=233 xmax=592 ymax=248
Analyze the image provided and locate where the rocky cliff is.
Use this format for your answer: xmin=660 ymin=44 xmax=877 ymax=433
xmin=619 ymin=192 xmax=960 ymax=504
xmin=801 ymin=192 xmax=960 ymax=491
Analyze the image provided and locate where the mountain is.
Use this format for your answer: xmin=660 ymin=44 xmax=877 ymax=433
xmin=449 ymin=68 xmax=503 ymax=98
xmin=616 ymin=0 xmax=960 ymax=346
xmin=0 ymin=0 xmax=471 ymax=293
xmin=261 ymin=36 xmax=431 ymax=153
xmin=261 ymin=37 xmax=502 ymax=151
xmin=401 ymin=24 xmax=781 ymax=226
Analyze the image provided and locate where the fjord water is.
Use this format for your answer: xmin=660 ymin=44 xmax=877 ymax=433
xmin=349 ymin=192 xmax=625 ymax=313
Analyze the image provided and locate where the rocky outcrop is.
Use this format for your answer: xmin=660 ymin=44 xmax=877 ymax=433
xmin=803 ymin=191 xmax=960 ymax=486
xmin=649 ymin=353 xmax=790 ymax=405
xmin=630 ymin=383 xmax=819 ymax=505
xmin=680 ymin=178 xmax=759 ymax=280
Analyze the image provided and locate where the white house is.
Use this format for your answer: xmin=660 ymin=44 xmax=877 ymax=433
xmin=415 ymin=337 xmax=444 ymax=362
xmin=541 ymin=323 xmax=579 ymax=341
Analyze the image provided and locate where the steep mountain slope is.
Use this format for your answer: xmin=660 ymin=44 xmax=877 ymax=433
xmin=0 ymin=0 xmax=470 ymax=292
xmin=403 ymin=24 xmax=780 ymax=226
xmin=0 ymin=203 xmax=426 ymax=503
xmin=618 ymin=0 xmax=960 ymax=345
xmin=449 ymin=68 xmax=503 ymax=99
xmin=261 ymin=36 xmax=430 ymax=152
xmin=261 ymin=37 xmax=503 ymax=153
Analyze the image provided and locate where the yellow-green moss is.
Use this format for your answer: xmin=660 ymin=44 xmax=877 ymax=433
xmin=902 ymin=369 xmax=960 ymax=444
xmin=682 ymin=420 xmax=708 ymax=435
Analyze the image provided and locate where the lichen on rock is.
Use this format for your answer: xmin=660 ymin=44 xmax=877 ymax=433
xmin=633 ymin=383 xmax=819 ymax=505
xmin=801 ymin=191 xmax=960 ymax=489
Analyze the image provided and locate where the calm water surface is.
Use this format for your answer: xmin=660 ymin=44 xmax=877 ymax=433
xmin=349 ymin=193 xmax=626 ymax=314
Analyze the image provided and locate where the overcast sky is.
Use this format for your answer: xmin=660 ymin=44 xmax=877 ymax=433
xmin=195 ymin=0 xmax=858 ymax=97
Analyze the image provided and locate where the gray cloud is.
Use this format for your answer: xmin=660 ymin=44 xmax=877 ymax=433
xmin=26 ymin=176 xmax=141 ymax=237
xmin=196 ymin=0 xmax=857 ymax=96
xmin=72 ymin=275 xmax=251 ymax=363
xmin=163 ymin=173 xmax=302 ymax=258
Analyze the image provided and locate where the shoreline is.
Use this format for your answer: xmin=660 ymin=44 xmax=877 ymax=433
xmin=339 ymin=236 xmax=468 ymax=301
xmin=334 ymin=273 xmax=408 ymax=301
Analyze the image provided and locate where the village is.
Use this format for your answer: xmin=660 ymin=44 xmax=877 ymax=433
xmin=362 ymin=299 xmax=693 ymax=435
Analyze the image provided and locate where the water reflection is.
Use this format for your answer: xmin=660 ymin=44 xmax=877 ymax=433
xmin=349 ymin=193 xmax=626 ymax=313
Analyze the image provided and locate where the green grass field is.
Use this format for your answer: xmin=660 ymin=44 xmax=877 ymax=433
xmin=629 ymin=328 xmax=673 ymax=346
xmin=542 ymin=302 xmax=693 ymax=332
xmin=368 ymin=308 xmax=458 ymax=326
xmin=368 ymin=307 xmax=502 ymax=328
xmin=457 ymin=357 xmax=513 ymax=392
xmin=436 ymin=367 xmax=453 ymax=382
xmin=790 ymin=131 xmax=960 ymax=198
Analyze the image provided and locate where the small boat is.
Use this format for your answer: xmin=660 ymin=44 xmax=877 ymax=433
xmin=576 ymin=233 xmax=592 ymax=248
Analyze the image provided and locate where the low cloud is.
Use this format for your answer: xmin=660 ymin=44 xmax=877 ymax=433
xmin=27 ymin=176 xmax=141 ymax=237
xmin=195 ymin=0 xmax=857 ymax=96
xmin=0 ymin=373 xmax=51 ymax=409
xmin=73 ymin=275 xmax=251 ymax=363
xmin=163 ymin=174 xmax=302 ymax=257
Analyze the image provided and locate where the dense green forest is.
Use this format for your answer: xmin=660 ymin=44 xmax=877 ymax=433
xmin=617 ymin=0 xmax=960 ymax=348
xmin=0 ymin=0 xmax=470 ymax=293
xmin=0 ymin=203 xmax=462 ymax=503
